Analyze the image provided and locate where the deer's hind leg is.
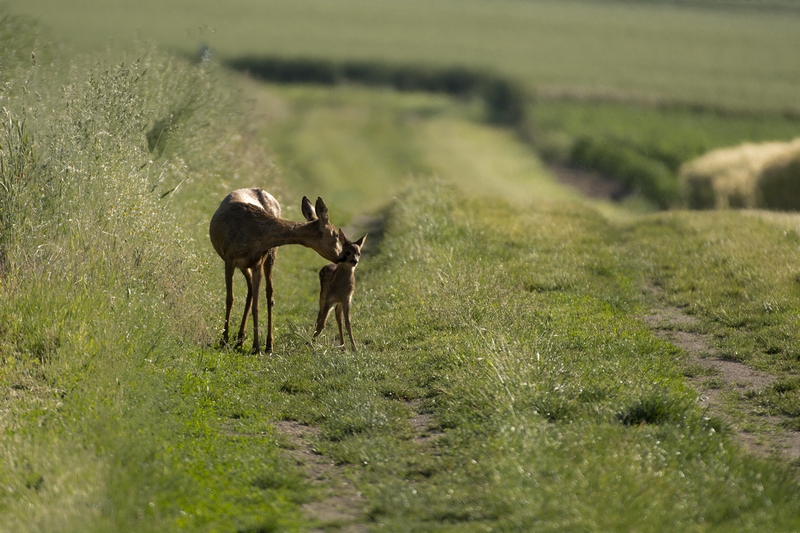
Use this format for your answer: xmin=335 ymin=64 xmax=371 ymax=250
xmin=263 ymin=248 xmax=277 ymax=353
xmin=222 ymin=261 xmax=236 ymax=347
xmin=314 ymin=300 xmax=334 ymax=339
xmin=235 ymin=267 xmax=254 ymax=349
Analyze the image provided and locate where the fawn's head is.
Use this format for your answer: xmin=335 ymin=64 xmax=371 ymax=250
xmin=336 ymin=231 xmax=367 ymax=267
xmin=301 ymin=196 xmax=343 ymax=262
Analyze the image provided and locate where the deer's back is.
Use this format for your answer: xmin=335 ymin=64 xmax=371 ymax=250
xmin=210 ymin=188 xmax=282 ymax=264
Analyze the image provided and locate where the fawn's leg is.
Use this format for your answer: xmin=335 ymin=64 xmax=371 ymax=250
xmin=314 ymin=301 xmax=333 ymax=339
xmin=335 ymin=305 xmax=346 ymax=350
xmin=263 ymin=249 xmax=277 ymax=353
xmin=342 ymin=300 xmax=357 ymax=351
xmin=222 ymin=261 xmax=235 ymax=347
xmin=236 ymin=267 xmax=253 ymax=348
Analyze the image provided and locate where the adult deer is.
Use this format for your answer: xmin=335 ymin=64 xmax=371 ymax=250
xmin=209 ymin=188 xmax=343 ymax=354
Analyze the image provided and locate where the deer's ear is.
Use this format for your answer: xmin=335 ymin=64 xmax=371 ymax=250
xmin=315 ymin=197 xmax=329 ymax=223
xmin=355 ymin=234 xmax=367 ymax=247
xmin=301 ymin=196 xmax=317 ymax=221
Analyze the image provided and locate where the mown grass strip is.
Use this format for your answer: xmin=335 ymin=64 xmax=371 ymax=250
xmin=265 ymin=182 xmax=800 ymax=531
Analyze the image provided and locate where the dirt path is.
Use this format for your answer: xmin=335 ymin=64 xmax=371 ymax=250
xmin=275 ymin=402 xmax=442 ymax=531
xmin=644 ymin=298 xmax=800 ymax=462
xmin=275 ymin=421 xmax=369 ymax=532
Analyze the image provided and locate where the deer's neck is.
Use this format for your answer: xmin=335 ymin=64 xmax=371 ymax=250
xmin=333 ymin=263 xmax=356 ymax=282
xmin=265 ymin=219 xmax=319 ymax=248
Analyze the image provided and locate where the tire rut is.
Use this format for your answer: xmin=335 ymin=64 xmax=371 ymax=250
xmin=644 ymin=298 xmax=800 ymax=463
xmin=275 ymin=421 xmax=369 ymax=532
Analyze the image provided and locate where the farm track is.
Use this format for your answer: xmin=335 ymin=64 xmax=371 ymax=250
xmin=276 ymin=400 xmax=443 ymax=531
xmin=644 ymin=291 xmax=800 ymax=464
xmin=276 ymin=421 xmax=369 ymax=532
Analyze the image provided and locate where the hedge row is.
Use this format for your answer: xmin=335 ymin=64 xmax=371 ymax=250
xmin=225 ymin=55 xmax=528 ymax=126
xmin=570 ymin=137 xmax=681 ymax=209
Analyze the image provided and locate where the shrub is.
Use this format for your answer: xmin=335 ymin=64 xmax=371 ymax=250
xmin=570 ymin=136 xmax=680 ymax=209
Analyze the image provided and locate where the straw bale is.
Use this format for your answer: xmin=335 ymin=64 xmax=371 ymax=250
xmin=679 ymin=138 xmax=800 ymax=210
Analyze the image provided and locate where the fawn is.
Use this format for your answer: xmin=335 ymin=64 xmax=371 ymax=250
xmin=209 ymin=188 xmax=345 ymax=354
xmin=314 ymin=231 xmax=367 ymax=351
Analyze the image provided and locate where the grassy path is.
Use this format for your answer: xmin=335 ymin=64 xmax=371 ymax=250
xmin=236 ymin=81 xmax=800 ymax=530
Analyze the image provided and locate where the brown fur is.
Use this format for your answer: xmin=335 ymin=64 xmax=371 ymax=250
xmin=209 ymin=188 xmax=343 ymax=354
xmin=314 ymin=232 xmax=367 ymax=351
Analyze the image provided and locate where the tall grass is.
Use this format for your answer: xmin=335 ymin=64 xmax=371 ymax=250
xmin=0 ymin=12 xmax=302 ymax=531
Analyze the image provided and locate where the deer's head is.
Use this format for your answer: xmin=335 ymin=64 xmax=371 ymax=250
xmin=302 ymin=196 xmax=343 ymax=263
xmin=336 ymin=231 xmax=367 ymax=267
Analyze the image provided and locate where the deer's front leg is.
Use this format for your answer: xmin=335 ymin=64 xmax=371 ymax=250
xmin=342 ymin=300 xmax=356 ymax=351
xmin=314 ymin=301 xmax=333 ymax=339
xmin=264 ymin=249 xmax=277 ymax=353
xmin=335 ymin=305 xmax=346 ymax=350
xmin=250 ymin=260 xmax=264 ymax=355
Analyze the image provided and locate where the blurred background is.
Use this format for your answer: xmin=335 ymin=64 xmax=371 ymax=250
xmin=5 ymin=0 xmax=799 ymax=212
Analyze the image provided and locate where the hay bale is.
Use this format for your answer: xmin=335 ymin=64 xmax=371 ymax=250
xmin=757 ymin=139 xmax=800 ymax=211
xmin=679 ymin=138 xmax=800 ymax=210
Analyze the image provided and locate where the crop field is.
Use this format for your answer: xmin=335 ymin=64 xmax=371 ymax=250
xmin=3 ymin=2 xmax=800 ymax=532
xmin=6 ymin=0 xmax=800 ymax=112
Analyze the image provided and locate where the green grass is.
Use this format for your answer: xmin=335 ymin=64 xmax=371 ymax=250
xmin=299 ymin=184 xmax=800 ymax=531
xmin=5 ymin=7 xmax=800 ymax=532
xmin=237 ymin=83 xmax=800 ymax=529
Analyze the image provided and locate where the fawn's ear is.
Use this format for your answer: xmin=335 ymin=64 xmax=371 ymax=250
xmin=315 ymin=197 xmax=329 ymax=224
xmin=355 ymin=234 xmax=367 ymax=247
xmin=301 ymin=196 xmax=317 ymax=221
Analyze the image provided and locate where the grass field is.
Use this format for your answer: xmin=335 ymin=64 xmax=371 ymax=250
xmin=5 ymin=0 xmax=800 ymax=113
xmin=4 ymin=3 xmax=800 ymax=532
